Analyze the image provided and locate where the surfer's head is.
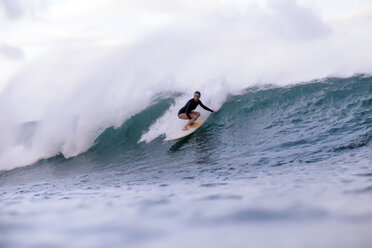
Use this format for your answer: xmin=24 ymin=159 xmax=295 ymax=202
xmin=194 ymin=91 xmax=201 ymax=101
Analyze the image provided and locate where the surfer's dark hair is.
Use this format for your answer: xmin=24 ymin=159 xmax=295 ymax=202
xmin=194 ymin=91 xmax=201 ymax=96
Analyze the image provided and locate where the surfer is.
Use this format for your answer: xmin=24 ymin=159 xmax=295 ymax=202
xmin=178 ymin=91 xmax=215 ymax=130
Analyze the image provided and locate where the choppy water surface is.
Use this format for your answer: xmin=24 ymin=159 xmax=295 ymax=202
xmin=1 ymin=75 xmax=372 ymax=248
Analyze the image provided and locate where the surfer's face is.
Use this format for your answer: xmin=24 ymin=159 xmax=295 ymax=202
xmin=194 ymin=93 xmax=200 ymax=101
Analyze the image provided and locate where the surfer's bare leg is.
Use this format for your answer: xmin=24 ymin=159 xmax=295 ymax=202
xmin=178 ymin=112 xmax=200 ymax=130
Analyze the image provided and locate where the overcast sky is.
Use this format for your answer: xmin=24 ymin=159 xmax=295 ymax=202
xmin=1 ymin=0 xmax=372 ymax=91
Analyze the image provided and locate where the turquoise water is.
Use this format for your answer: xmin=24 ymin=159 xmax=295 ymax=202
xmin=1 ymin=75 xmax=371 ymax=248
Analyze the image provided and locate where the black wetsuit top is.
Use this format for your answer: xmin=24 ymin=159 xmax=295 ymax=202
xmin=178 ymin=99 xmax=214 ymax=119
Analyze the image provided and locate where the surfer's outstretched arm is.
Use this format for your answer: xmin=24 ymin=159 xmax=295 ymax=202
xmin=199 ymin=101 xmax=214 ymax=112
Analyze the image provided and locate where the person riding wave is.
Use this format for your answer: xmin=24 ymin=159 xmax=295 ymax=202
xmin=178 ymin=91 xmax=215 ymax=130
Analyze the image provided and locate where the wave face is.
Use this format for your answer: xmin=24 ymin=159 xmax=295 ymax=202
xmin=80 ymin=74 xmax=372 ymax=166
xmin=80 ymin=75 xmax=370 ymax=172
xmin=1 ymin=75 xmax=370 ymax=178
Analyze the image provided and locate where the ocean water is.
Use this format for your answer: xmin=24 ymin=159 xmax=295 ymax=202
xmin=0 ymin=75 xmax=371 ymax=248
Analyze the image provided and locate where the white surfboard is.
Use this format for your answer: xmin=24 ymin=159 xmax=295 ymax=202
xmin=164 ymin=119 xmax=205 ymax=141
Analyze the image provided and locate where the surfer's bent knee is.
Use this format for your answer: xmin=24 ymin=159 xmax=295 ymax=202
xmin=178 ymin=113 xmax=188 ymax=120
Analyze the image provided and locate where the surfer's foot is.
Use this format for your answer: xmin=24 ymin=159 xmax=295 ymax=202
xmin=183 ymin=127 xmax=189 ymax=131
